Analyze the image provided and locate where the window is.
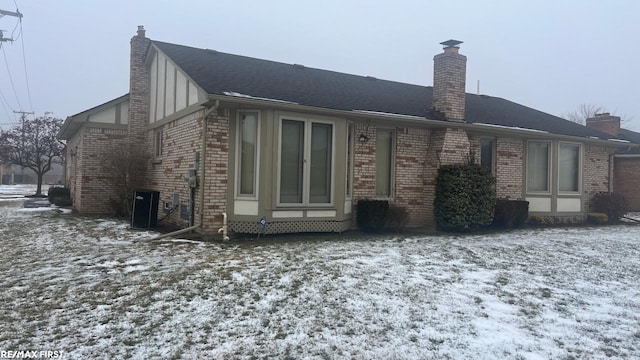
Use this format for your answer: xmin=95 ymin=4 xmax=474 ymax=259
xmin=526 ymin=141 xmax=550 ymax=193
xmin=559 ymin=143 xmax=580 ymax=193
xmin=345 ymin=123 xmax=354 ymax=198
xmin=279 ymin=118 xmax=334 ymax=205
xmin=375 ymin=128 xmax=394 ymax=197
xmin=237 ymin=111 xmax=259 ymax=197
xmin=154 ymin=127 xmax=163 ymax=157
xmin=480 ymin=138 xmax=494 ymax=171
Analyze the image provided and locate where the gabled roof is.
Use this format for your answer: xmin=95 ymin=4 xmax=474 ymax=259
xmin=153 ymin=41 xmax=617 ymax=141
xmin=58 ymin=94 xmax=129 ymax=140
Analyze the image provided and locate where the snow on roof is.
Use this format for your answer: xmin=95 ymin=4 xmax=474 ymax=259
xmin=473 ymin=123 xmax=549 ymax=133
xmin=352 ymin=110 xmax=426 ymax=120
xmin=607 ymin=138 xmax=631 ymax=143
xmin=223 ymin=91 xmax=298 ymax=104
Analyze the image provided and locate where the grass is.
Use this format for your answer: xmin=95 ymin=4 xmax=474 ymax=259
xmin=0 ymin=195 xmax=639 ymax=358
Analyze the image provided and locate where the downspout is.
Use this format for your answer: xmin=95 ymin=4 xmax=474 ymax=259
xmin=199 ymin=100 xmax=220 ymax=231
xmin=147 ymin=101 xmax=219 ymax=242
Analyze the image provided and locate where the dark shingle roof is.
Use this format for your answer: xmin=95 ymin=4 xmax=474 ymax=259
xmin=618 ymin=128 xmax=640 ymax=154
xmin=154 ymin=41 xmax=615 ymax=140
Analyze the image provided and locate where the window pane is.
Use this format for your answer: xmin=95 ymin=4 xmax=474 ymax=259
xmin=280 ymin=120 xmax=304 ymax=203
xmin=376 ymin=129 xmax=393 ymax=196
xmin=310 ymin=123 xmax=332 ymax=203
xmin=527 ymin=142 xmax=549 ymax=192
xmin=559 ymin=144 xmax=579 ymax=192
xmin=239 ymin=113 xmax=257 ymax=195
xmin=480 ymin=138 xmax=493 ymax=169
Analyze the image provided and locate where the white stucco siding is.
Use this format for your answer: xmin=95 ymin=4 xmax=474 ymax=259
xmin=149 ymin=48 xmax=205 ymax=123
xmin=176 ymin=71 xmax=188 ymax=110
xmin=165 ymin=61 xmax=176 ymax=116
xmin=87 ymin=106 xmax=116 ymax=123
xmin=120 ymin=101 xmax=129 ymax=124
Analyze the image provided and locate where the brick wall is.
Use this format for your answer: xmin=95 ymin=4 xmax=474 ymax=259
xmin=146 ymin=108 xmax=229 ymax=233
xmin=394 ymin=127 xmax=429 ymax=226
xmin=74 ymin=127 xmax=129 ymax=214
xmin=128 ymin=27 xmax=151 ymax=183
xmin=352 ymin=122 xmax=376 ymax=201
xmin=495 ymin=137 xmax=524 ymax=199
xmin=614 ymin=157 xmax=640 ymax=211
xmin=432 ymin=47 xmax=467 ymax=122
xmin=584 ymin=144 xmax=614 ymax=209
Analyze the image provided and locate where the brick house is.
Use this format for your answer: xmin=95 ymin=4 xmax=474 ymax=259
xmin=58 ymin=26 xmax=634 ymax=236
xmin=586 ymin=113 xmax=640 ymax=211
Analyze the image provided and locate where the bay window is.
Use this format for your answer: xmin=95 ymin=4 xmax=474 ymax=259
xmin=237 ymin=111 xmax=259 ymax=197
xmin=526 ymin=141 xmax=550 ymax=193
xmin=279 ymin=118 xmax=334 ymax=205
xmin=558 ymin=143 xmax=580 ymax=193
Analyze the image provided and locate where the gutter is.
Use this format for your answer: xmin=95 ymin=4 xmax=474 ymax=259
xmin=206 ymin=94 xmax=632 ymax=148
xmin=145 ymin=100 xmax=220 ymax=242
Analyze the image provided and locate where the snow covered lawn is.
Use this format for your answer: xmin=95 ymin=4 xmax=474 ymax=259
xmin=1 ymin=186 xmax=639 ymax=358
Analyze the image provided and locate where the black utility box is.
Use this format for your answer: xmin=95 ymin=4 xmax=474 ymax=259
xmin=131 ymin=190 xmax=160 ymax=229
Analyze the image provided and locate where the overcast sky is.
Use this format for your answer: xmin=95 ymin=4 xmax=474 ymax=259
xmin=0 ymin=0 xmax=638 ymax=130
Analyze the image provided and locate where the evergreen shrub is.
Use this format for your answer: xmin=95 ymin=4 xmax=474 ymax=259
xmin=434 ymin=163 xmax=495 ymax=232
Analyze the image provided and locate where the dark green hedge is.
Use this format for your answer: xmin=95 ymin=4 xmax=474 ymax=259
xmin=434 ymin=163 xmax=496 ymax=232
xmin=356 ymin=200 xmax=409 ymax=232
xmin=48 ymin=186 xmax=72 ymax=207
xmin=493 ymin=199 xmax=529 ymax=228
xmin=590 ymin=192 xmax=628 ymax=224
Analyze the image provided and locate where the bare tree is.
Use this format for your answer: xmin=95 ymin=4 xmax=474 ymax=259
xmin=563 ymin=103 xmax=631 ymax=125
xmin=563 ymin=104 xmax=607 ymax=125
xmin=103 ymin=142 xmax=149 ymax=217
xmin=0 ymin=115 xmax=64 ymax=196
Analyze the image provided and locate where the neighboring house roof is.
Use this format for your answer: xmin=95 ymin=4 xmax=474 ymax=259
xmin=153 ymin=41 xmax=617 ymax=141
xmin=617 ymin=128 xmax=640 ymax=154
xmin=58 ymin=94 xmax=129 ymax=140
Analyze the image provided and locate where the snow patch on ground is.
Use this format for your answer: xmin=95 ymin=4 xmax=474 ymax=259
xmin=1 ymin=185 xmax=639 ymax=358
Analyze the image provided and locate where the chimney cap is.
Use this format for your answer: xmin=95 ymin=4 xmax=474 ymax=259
xmin=440 ymin=39 xmax=463 ymax=48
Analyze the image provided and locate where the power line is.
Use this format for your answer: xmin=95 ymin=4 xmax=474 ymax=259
xmin=17 ymin=18 xmax=32 ymax=112
xmin=1 ymin=44 xmax=23 ymax=111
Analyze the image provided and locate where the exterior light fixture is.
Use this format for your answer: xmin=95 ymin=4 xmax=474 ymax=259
xmin=358 ymin=134 xmax=369 ymax=142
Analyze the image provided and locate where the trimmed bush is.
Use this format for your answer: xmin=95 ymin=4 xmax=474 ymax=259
xmin=356 ymin=199 xmax=389 ymax=232
xmin=587 ymin=212 xmax=608 ymax=225
xmin=47 ymin=187 xmax=72 ymax=207
xmin=356 ymin=200 xmax=409 ymax=232
xmin=590 ymin=192 xmax=628 ymax=224
xmin=493 ymin=199 xmax=529 ymax=228
xmin=434 ymin=163 xmax=496 ymax=232
xmin=386 ymin=206 xmax=409 ymax=231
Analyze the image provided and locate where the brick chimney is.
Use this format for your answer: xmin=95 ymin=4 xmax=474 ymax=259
xmin=432 ymin=40 xmax=467 ymax=122
xmin=128 ymin=25 xmax=151 ymax=152
xmin=585 ymin=113 xmax=621 ymax=136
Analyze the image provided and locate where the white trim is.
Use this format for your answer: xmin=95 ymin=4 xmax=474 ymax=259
xmin=276 ymin=115 xmax=336 ymax=207
xmin=272 ymin=210 xmax=304 ymax=218
xmin=525 ymin=140 xmax=552 ymax=195
xmin=306 ymin=210 xmax=337 ymax=218
xmin=526 ymin=197 xmax=552 ymax=212
xmin=235 ymin=110 xmax=261 ymax=199
xmin=345 ymin=122 xmax=354 ymax=199
xmin=557 ymin=198 xmax=581 ymax=212
xmin=557 ymin=141 xmax=582 ymax=195
xmin=344 ymin=200 xmax=352 ymax=214
xmin=234 ymin=200 xmax=259 ymax=216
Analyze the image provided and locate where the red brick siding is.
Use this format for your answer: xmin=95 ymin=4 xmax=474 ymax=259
xmin=584 ymin=145 xmax=613 ymax=210
xmin=614 ymin=157 xmax=640 ymax=211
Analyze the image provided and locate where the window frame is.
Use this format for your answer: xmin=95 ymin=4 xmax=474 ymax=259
xmin=235 ymin=110 xmax=261 ymax=199
xmin=374 ymin=127 xmax=396 ymax=199
xmin=276 ymin=115 xmax=336 ymax=207
xmin=154 ymin=127 xmax=163 ymax=158
xmin=345 ymin=122 xmax=354 ymax=200
xmin=480 ymin=137 xmax=496 ymax=174
xmin=557 ymin=141 xmax=582 ymax=195
xmin=526 ymin=140 xmax=552 ymax=194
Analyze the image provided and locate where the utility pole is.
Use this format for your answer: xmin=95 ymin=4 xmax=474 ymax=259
xmin=0 ymin=8 xmax=23 ymax=43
